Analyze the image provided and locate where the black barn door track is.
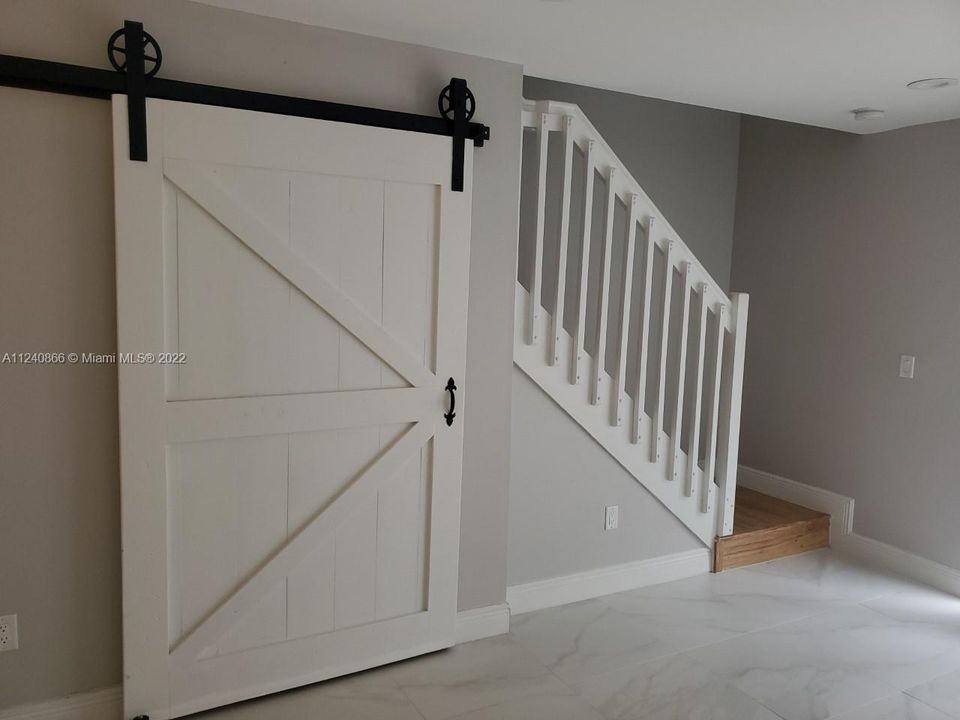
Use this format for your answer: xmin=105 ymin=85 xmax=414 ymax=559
xmin=0 ymin=20 xmax=489 ymax=190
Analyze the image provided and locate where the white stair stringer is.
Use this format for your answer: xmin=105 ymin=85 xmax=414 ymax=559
xmin=515 ymin=282 xmax=719 ymax=546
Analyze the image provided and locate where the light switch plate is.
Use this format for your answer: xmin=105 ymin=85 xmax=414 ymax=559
xmin=604 ymin=505 xmax=619 ymax=531
xmin=899 ymin=355 xmax=916 ymax=379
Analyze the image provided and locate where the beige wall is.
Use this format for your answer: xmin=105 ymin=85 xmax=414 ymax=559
xmin=0 ymin=0 xmax=521 ymax=708
xmin=732 ymin=115 xmax=960 ymax=573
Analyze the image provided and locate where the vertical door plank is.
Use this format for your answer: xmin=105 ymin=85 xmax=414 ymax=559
xmin=311 ymin=176 xmax=388 ymax=629
xmin=173 ymin=443 xmax=237 ymax=646
xmin=207 ymin=164 xmax=292 ymax=244
xmin=288 ymin=174 xmax=344 ymax=396
xmin=216 ymin=584 xmax=287 ymax=656
xmin=285 ymin=543 xmax=336 ymax=641
xmin=382 ymin=182 xmax=437 ymax=387
xmin=333 ymin=179 xmax=386 ymax=391
xmin=376 ymin=444 xmax=426 ymax=620
xmin=174 ymin=192 xmax=290 ymax=400
xmin=289 ymin=174 xmax=385 ymax=393
xmin=334 ymin=493 xmax=379 ymax=629
xmin=175 ymin=165 xmax=292 ymax=397
xmin=631 ymin=218 xmax=656 ymax=442
xmin=550 ymin=116 xmax=575 ymax=366
xmin=572 ymin=140 xmax=596 ymax=384
xmin=612 ymin=195 xmax=638 ymax=425
xmin=286 ymin=427 xmax=378 ymax=640
xmin=173 ymin=435 xmax=288 ymax=650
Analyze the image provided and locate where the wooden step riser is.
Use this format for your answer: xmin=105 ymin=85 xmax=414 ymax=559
xmin=713 ymin=516 xmax=830 ymax=572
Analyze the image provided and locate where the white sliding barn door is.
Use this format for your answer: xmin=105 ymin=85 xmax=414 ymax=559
xmin=113 ymin=96 xmax=472 ymax=719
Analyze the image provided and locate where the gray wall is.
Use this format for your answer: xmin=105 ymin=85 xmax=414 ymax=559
xmin=732 ymin=115 xmax=960 ymax=573
xmin=509 ymin=78 xmax=740 ymax=586
xmin=0 ymin=0 xmax=521 ymax=709
xmin=509 ymin=370 xmax=701 ymax=585
xmin=523 ymin=76 xmax=741 ymax=290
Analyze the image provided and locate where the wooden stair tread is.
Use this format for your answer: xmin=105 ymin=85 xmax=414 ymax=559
xmin=732 ymin=487 xmax=829 ymax=534
xmin=714 ymin=488 xmax=830 ymax=572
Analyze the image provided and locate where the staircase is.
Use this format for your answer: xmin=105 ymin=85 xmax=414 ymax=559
xmin=515 ymin=99 xmax=749 ymax=549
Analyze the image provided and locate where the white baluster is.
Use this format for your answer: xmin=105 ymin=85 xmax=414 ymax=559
xmin=702 ymin=304 xmax=726 ymax=514
xmin=650 ymin=240 xmax=675 ymax=463
xmin=716 ymin=294 xmax=750 ymax=535
xmin=572 ymin=140 xmax=595 ymax=384
xmin=612 ymin=195 xmax=638 ymax=425
xmin=527 ymin=112 xmax=549 ymax=345
xmin=686 ymin=283 xmax=709 ymax=498
xmin=592 ymin=167 xmax=617 ymax=405
xmin=669 ymin=262 xmax=692 ymax=479
xmin=631 ymin=217 xmax=656 ymax=443
xmin=550 ymin=116 xmax=575 ymax=366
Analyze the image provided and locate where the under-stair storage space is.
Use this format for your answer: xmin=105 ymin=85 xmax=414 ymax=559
xmin=515 ymin=99 xmax=750 ymax=547
xmin=713 ymin=488 xmax=831 ymax=571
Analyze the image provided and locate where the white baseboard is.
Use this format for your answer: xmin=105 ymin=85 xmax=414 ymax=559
xmin=0 ymin=687 xmax=121 ymax=720
xmin=737 ymin=465 xmax=855 ymax=542
xmin=835 ymin=533 xmax=960 ymax=597
xmin=737 ymin=465 xmax=960 ymax=598
xmin=506 ymin=548 xmax=711 ymax=615
xmin=455 ymin=603 xmax=510 ymax=643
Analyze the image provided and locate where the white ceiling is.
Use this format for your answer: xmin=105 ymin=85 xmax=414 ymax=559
xmin=197 ymin=0 xmax=960 ymax=134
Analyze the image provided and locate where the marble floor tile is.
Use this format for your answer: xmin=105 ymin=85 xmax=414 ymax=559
xmin=908 ymin=670 xmax=960 ymax=719
xmin=384 ymin=635 xmax=570 ymax=720
xmin=604 ymin=591 xmax=749 ymax=651
xmin=197 ymin=679 xmax=424 ymax=720
xmin=573 ymin=652 xmax=782 ymax=720
xmin=509 ymin=596 xmax=680 ymax=683
xmin=830 ymin=693 xmax=954 ymax=720
xmin=749 ymin=549 xmax=923 ymax=602
xmin=864 ymin=586 xmax=960 ymax=627
xmin=446 ymin=693 xmax=607 ymax=720
xmin=794 ymin=603 xmax=960 ymax=690
xmin=179 ymin=550 xmax=960 ymax=720
xmin=608 ymin=566 xmax=847 ymax=651
xmin=689 ymin=608 xmax=897 ymax=720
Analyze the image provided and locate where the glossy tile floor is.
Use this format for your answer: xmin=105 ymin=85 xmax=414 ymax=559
xmin=200 ymin=549 xmax=960 ymax=720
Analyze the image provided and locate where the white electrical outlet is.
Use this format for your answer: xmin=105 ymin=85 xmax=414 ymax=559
xmin=899 ymin=355 xmax=916 ymax=379
xmin=0 ymin=614 xmax=18 ymax=652
xmin=604 ymin=505 xmax=619 ymax=531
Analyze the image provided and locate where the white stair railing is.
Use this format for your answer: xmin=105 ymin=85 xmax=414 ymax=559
xmin=515 ymin=99 xmax=749 ymax=546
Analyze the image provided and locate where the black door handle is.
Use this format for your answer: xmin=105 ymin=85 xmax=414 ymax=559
xmin=443 ymin=377 xmax=457 ymax=427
